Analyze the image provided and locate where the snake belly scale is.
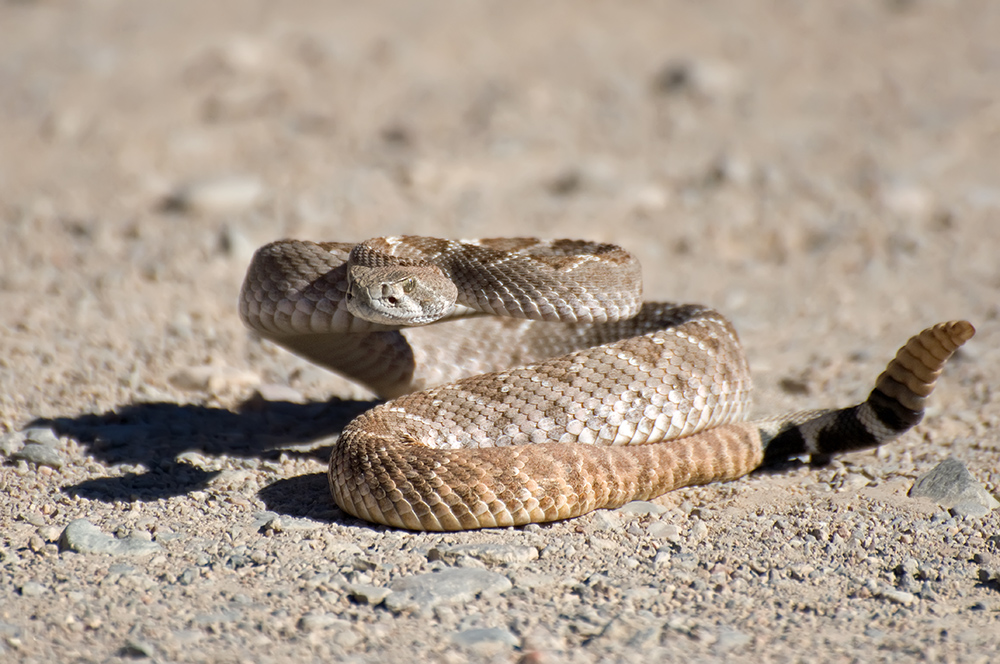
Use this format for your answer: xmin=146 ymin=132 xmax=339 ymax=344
xmin=239 ymin=236 xmax=974 ymax=530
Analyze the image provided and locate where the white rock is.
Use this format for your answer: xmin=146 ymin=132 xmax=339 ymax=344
xmin=880 ymin=182 xmax=934 ymax=219
xmin=59 ymin=519 xmax=162 ymax=556
xmin=383 ymin=568 xmax=512 ymax=614
xmin=168 ymin=365 xmax=261 ymax=394
xmin=167 ymin=176 xmax=264 ymax=215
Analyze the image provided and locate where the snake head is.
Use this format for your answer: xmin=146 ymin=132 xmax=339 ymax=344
xmin=345 ymin=264 xmax=458 ymax=326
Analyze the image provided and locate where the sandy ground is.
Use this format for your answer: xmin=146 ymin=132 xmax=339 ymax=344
xmin=1 ymin=1 xmax=999 ymax=662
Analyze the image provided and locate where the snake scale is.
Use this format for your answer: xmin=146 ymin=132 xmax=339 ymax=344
xmin=239 ymin=236 xmax=974 ymax=531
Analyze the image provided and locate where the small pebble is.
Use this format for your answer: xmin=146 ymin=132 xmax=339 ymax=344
xmin=348 ymin=584 xmax=392 ymax=605
xmin=429 ymin=543 xmax=539 ymax=565
xmin=587 ymin=511 xmax=621 ymax=531
xmin=12 ymin=443 xmax=66 ymax=469
xmin=122 ymin=637 xmax=156 ymax=658
xmin=616 ymin=501 xmax=667 ymax=516
xmin=217 ymin=225 xmax=256 ymax=263
xmin=652 ymin=548 xmax=672 ymax=566
xmin=879 ymin=182 xmax=934 ymax=219
xmin=880 ymin=589 xmax=918 ymax=607
xmin=652 ymin=57 xmax=742 ymax=100
xmin=36 ymin=526 xmax=62 ymax=542
xmin=251 ymin=512 xmax=325 ymax=533
xmin=714 ymin=628 xmax=752 ymax=652
xmin=59 ymin=519 xmax=163 ymax=556
xmin=164 ymin=175 xmax=264 ymax=214
xmin=0 ymin=431 xmax=24 ymax=456
xmin=451 ymin=627 xmax=519 ymax=651
xmin=253 ymin=383 xmax=306 ymax=403
xmin=648 ymin=521 xmax=681 ymax=541
xmin=909 ymin=458 xmax=999 ymax=513
xmin=952 ymin=501 xmax=992 ymax=518
xmin=23 ymin=427 xmax=60 ymax=447
xmin=297 ymin=612 xmax=347 ymax=633
xmin=168 ymin=365 xmax=261 ymax=394
xmin=383 ymin=568 xmax=512 ymax=614
xmin=690 ymin=521 xmax=709 ymax=542
xmin=18 ymin=581 xmax=48 ymax=597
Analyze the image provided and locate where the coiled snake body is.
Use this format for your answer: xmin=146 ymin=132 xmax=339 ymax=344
xmin=239 ymin=237 xmax=974 ymax=530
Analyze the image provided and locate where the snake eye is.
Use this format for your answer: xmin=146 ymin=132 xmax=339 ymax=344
xmin=402 ymin=278 xmax=416 ymax=294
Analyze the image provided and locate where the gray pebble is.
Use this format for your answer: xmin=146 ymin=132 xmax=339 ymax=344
xmin=588 ymin=510 xmax=622 ymax=531
xmin=348 ymin=584 xmax=392 ymax=605
xmin=653 ymin=58 xmax=742 ymax=100
xmin=973 ymin=552 xmax=995 ymax=566
xmin=165 ymin=175 xmax=264 ymax=215
xmin=508 ymin=570 xmax=558 ymax=590
xmin=383 ymin=568 xmax=512 ymax=614
xmin=108 ymin=563 xmax=137 ymax=576
xmin=897 ymin=558 xmax=920 ymax=577
xmin=0 ymin=622 xmax=23 ymax=639
xmin=451 ymin=627 xmax=519 ymax=649
xmin=122 ymin=637 xmax=156 ymax=658
xmin=597 ymin=615 xmax=662 ymax=648
xmin=429 ymin=543 xmax=539 ymax=565
xmin=253 ymin=383 xmax=306 ymax=403
xmin=569 ymin=618 xmax=605 ymax=637
xmin=192 ymin=609 xmax=241 ymax=626
xmin=23 ymin=427 xmax=60 ymax=447
xmin=0 ymin=431 xmax=24 ymax=456
xmin=18 ymin=581 xmax=48 ymax=597
xmin=13 ymin=443 xmax=66 ymax=469
xmin=170 ymin=630 xmax=204 ymax=646
xmin=879 ymin=588 xmax=918 ymax=606
xmin=616 ymin=501 xmax=667 ymax=516
xmin=909 ymin=458 xmax=999 ymax=513
xmin=297 ymin=612 xmax=348 ymax=633
xmin=22 ymin=514 xmax=45 ymax=528
xmin=178 ymin=568 xmax=199 ymax=586
xmin=59 ymin=519 xmax=163 ymax=556
xmin=690 ymin=520 xmax=710 ymax=542
xmin=673 ymin=553 xmax=699 ymax=572
xmin=222 ymin=548 xmax=250 ymax=569
xmin=648 ymin=522 xmax=681 ymax=541
xmin=168 ymin=365 xmax=260 ymax=394
xmin=334 ymin=628 xmax=363 ymax=648
xmin=951 ymin=501 xmax=992 ymax=518
xmin=217 ymin=224 xmax=256 ymax=263
xmin=155 ymin=530 xmax=183 ymax=543
xmin=714 ymin=628 xmax=752 ymax=651
xmin=865 ymin=626 xmax=886 ymax=641
xmin=36 ymin=525 xmax=63 ymax=542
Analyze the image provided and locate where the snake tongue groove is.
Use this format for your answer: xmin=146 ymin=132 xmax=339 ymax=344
xmin=240 ymin=237 xmax=974 ymax=531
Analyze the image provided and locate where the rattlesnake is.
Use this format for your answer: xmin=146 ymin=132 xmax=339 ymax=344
xmin=239 ymin=236 xmax=974 ymax=531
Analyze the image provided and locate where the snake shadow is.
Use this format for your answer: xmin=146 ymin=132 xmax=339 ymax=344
xmin=30 ymin=394 xmax=830 ymax=525
xmin=28 ymin=396 xmax=375 ymax=518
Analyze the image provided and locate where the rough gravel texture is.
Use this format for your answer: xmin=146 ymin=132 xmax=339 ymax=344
xmin=2 ymin=1 xmax=999 ymax=663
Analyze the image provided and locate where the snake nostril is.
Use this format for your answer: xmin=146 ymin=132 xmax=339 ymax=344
xmin=387 ymin=297 xmax=397 ymax=305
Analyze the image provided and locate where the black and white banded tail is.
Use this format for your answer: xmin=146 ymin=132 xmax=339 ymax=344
xmin=760 ymin=321 xmax=975 ymax=465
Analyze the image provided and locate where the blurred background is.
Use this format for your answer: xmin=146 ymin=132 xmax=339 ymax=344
xmin=1 ymin=0 xmax=998 ymax=425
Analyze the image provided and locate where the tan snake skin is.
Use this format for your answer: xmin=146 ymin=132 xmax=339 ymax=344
xmin=239 ymin=237 xmax=974 ymax=530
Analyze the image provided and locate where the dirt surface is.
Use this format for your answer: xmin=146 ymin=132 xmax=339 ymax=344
xmin=2 ymin=1 xmax=999 ymax=662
